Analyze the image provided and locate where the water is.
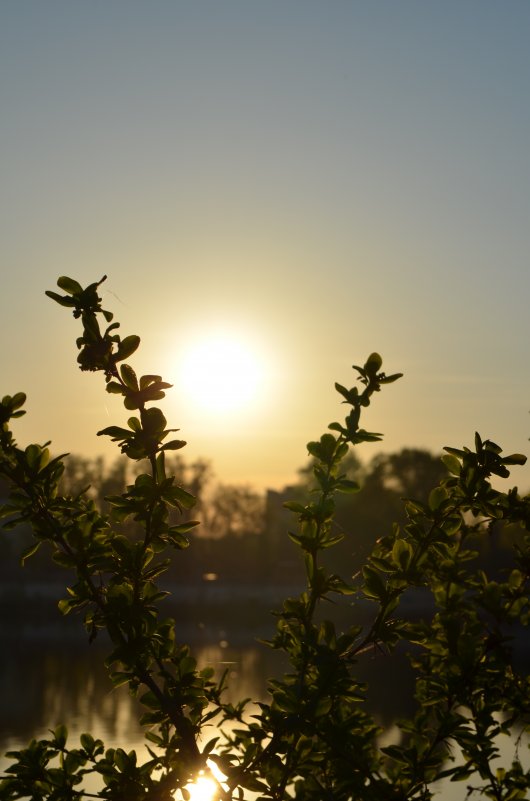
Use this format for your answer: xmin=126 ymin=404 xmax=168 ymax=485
xmin=1 ymin=614 xmax=528 ymax=799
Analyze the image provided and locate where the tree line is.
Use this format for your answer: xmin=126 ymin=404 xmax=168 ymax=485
xmin=1 ymin=447 xmax=521 ymax=590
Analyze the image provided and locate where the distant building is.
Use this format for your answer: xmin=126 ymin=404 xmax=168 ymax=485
xmin=264 ymin=488 xmax=305 ymax=585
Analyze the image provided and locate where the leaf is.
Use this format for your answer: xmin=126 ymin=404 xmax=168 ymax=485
xmin=283 ymin=501 xmax=306 ymax=514
xmin=328 ymin=575 xmax=355 ymax=593
xmin=161 ymin=439 xmax=187 ymax=451
xmin=21 ymin=541 xmax=41 ymax=563
xmin=0 ymin=504 xmax=18 ymax=520
xmin=337 ymin=478 xmax=360 ymax=493
xmin=105 ymin=381 xmax=124 ymax=395
xmin=142 ymin=406 xmax=167 ymax=433
xmin=442 ymin=454 xmax=461 ymax=475
xmin=392 ymin=539 xmax=413 ymax=570
xmin=364 ymin=352 xmax=382 ymax=373
xmin=166 ymin=485 xmax=196 ymax=509
xmin=57 ymin=598 xmax=77 ymax=615
xmin=444 ymin=445 xmax=467 ymax=458
xmin=116 ymin=335 xmax=140 ymax=361
xmin=328 ymin=421 xmax=347 ymax=434
xmin=97 ymin=426 xmax=131 ymax=440
xmin=80 ymin=733 xmax=95 ymax=753
xmin=10 ymin=392 xmax=26 ymax=410
xmin=114 ymin=748 xmax=129 ymax=772
xmin=52 ymin=724 xmax=68 ymax=748
xmin=362 ymin=566 xmax=387 ymax=600
xmin=503 ymin=453 xmax=527 ymax=466
xmin=307 ymin=440 xmax=321 ymax=459
xmin=57 ymin=276 xmax=83 ymax=295
xmin=335 ymin=382 xmax=358 ymax=403
xmin=428 ymin=486 xmax=448 ymax=511
xmin=381 ymin=744 xmax=410 ymax=765
xmin=169 ymin=521 xmax=200 ymax=534
xmin=45 ymin=290 xmax=76 ymax=307
xmin=351 ymin=428 xmax=383 ymax=443
xmin=25 ymin=443 xmax=41 ymax=470
xmin=120 ymin=363 xmax=139 ymax=391
xmin=379 ymin=372 xmax=403 ymax=384
xmin=273 ymin=689 xmax=298 ymax=713
xmin=202 ymin=737 xmax=219 ymax=755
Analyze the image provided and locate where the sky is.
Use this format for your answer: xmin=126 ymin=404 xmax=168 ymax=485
xmin=1 ymin=1 xmax=530 ymax=492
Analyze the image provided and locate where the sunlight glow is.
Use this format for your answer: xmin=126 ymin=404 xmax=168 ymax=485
xmin=184 ymin=771 xmax=218 ymax=801
xmin=178 ymin=334 xmax=264 ymax=416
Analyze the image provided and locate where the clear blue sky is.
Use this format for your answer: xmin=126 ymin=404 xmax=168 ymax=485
xmin=2 ymin=1 xmax=530 ymax=491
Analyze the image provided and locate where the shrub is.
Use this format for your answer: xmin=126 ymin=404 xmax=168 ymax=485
xmin=1 ymin=276 xmax=530 ymax=800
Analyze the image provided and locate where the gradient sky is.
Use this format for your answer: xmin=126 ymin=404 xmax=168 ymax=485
xmin=2 ymin=1 xmax=530 ymax=492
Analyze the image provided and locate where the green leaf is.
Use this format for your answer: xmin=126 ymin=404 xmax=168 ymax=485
xmin=169 ymin=521 xmax=200 ymax=534
xmin=444 ymin=445 xmax=467 ymax=458
xmin=503 ymin=453 xmax=527 ymax=466
xmin=392 ymin=539 xmax=413 ymax=570
xmin=106 ymin=381 xmax=125 ymax=395
xmin=80 ymin=733 xmax=95 ymax=753
xmin=114 ymin=748 xmax=129 ymax=772
xmin=362 ymin=566 xmax=387 ymax=600
xmin=52 ymin=724 xmax=68 ymax=748
xmin=25 ymin=443 xmax=41 ymax=470
xmin=120 ymin=363 xmax=139 ymax=391
xmin=328 ymin=575 xmax=355 ymax=594
xmin=428 ymin=486 xmax=448 ymax=511
xmin=283 ymin=501 xmax=306 ymax=514
xmin=97 ymin=426 xmax=131 ymax=440
xmin=45 ymin=290 xmax=76 ymax=307
xmin=57 ymin=276 xmax=83 ymax=295
xmin=142 ymin=406 xmax=167 ymax=433
xmin=10 ymin=392 xmax=26 ymax=410
xmin=116 ymin=335 xmax=140 ymax=361
xmin=161 ymin=439 xmax=187 ymax=451
xmin=21 ymin=541 xmax=41 ymax=563
xmin=273 ymin=689 xmax=298 ymax=713
xmin=337 ymin=478 xmax=360 ymax=493
xmin=166 ymin=485 xmax=196 ymax=509
xmin=202 ymin=737 xmax=219 ymax=755
xmin=0 ymin=504 xmax=17 ymax=520
xmin=328 ymin=421 xmax=347 ymax=434
xmin=365 ymin=352 xmax=382 ymax=373
xmin=441 ymin=454 xmax=461 ymax=475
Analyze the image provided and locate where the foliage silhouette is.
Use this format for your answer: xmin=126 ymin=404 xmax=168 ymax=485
xmin=1 ymin=276 xmax=530 ymax=800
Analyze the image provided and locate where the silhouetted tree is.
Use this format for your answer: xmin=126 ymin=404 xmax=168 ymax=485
xmin=364 ymin=447 xmax=448 ymax=503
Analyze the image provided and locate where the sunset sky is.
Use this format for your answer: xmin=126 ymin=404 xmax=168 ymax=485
xmin=2 ymin=2 xmax=530 ymax=492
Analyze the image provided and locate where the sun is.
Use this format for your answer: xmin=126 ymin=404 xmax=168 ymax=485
xmin=178 ymin=333 xmax=264 ymax=417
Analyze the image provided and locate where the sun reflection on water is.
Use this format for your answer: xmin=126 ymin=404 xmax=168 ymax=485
xmin=183 ymin=771 xmax=218 ymax=801
xmin=181 ymin=760 xmax=228 ymax=801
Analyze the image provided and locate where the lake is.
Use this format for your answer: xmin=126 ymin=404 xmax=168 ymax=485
xmin=1 ymin=598 xmax=528 ymax=800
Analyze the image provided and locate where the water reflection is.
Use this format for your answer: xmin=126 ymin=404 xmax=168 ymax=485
xmin=1 ymin=638 xmax=141 ymax=751
xmin=1 ymin=626 xmax=528 ymax=801
xmin=0 ymin=631 xmax=291 ymax=752
xmin=0 ymin=631 xmax=421 ymax=753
